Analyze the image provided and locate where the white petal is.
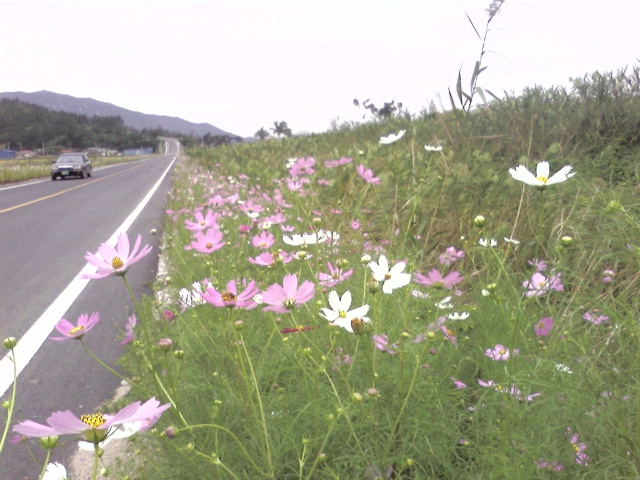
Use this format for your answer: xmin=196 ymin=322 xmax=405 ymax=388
xmin=536 ymin=161 xmax=550 ymax=179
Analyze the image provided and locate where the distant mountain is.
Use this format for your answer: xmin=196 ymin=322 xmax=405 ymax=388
xmin=0 ymin=90 xmax=237 ymax=138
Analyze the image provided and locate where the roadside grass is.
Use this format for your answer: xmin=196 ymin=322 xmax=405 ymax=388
xmin=106 ymin=69 xmax=640 ymax=479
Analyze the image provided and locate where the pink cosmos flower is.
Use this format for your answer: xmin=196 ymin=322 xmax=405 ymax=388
xmin=349 ymin=219 xmax=361 ymax=230
xmin=535 ymin=460 xmax=564 ymax=471
xmin=582 ymin=309 xmax=609 ymax=325
xmin=534 ymin=317 xmax=554 ymax=336
xmin=414 ymin=269 xmax=463 ymax=290
xmin=184 ymin=209 xmax=218 ymax=232
xmin=372 ymin=334 xmax=397 ymax=354
xmin=523 ymin=272 xmax=564 ymax=296
xmin=527 ymin=258 xmax=548 ymax=272
xmin=248 ymin=251 xmax=293 ymax=266
xmin=289 ymin=157 xmax=316 ymax=176
xmin=82 ymin=233 xmax=152 ymax=279
xmin=120 ymin=314 xmax=137 ymax=345
xmin=261 ymin=274 xmax=315 ymax=313
xmin=201 ymin=280 xmax=260 ymax=309
xmin=13 ymin=397 xmax=171 ymax=444
xmin=451 ymin=378 xmax=467 ymax=389
xmin=441 ymin=326 xmax=458 ymax=346
xmin=324 ymin=157 xmax=353 ymax=168
xmin=317 ymin=262 xmax=354 ymax=287
xmin=189 ymin=228 xmax=225 ymax=254
xmin=50 ymin=312 xmax=100 ymax=341
xmin=356 ymin=164 xmax=380 ymax=185
xmin=439 ymin=246 xmax=465 ymax=265
xmin=485 ymin=344 xmax=518 ymax=361
xmin=567 ymin=428 xmax=590 ymax=466
xmin=251 ymin=231 xmax=275 ymax=249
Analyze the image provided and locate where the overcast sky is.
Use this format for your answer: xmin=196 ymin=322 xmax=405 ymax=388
xmin=1 ymin=0 xmax=638 ymax=137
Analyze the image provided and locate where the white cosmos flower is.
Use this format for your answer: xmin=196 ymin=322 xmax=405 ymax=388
xmin=509 ymin=161 xmax=575 ymax=187
xmin=503 ymin=237 xmax=520 ymax=245
xmin=478 ymin=238 xmax=498 ymax=247
xmin=282 ymin=232 xmax=319 ymax=246
xmin=447 ymin=312 xmax=469 ymax=320
xmin=379 ymin=129 xmax=406 ymax=145
xmin=319 ymin=291 xmax=370 ymax=332
xmin=369 ymin=254 xmax=411 ymax=294
xmin=424 ymin=144 xmax=443 ymax=152
xmin=435 ymin=296 xmax=454 ymax=309
xmin=43 ymin=462 xmax=68 ymax=480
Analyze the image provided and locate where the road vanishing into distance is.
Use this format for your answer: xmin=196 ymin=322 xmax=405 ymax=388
xmin=0 ymin=140 xmax=178 ymax=479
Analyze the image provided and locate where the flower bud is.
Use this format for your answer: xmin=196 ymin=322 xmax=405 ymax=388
xmin=360 ymin=254 xmax=371 ymax=264
xmin=296 ymin=250 xmax=308 ymax=260
xmin=367 ymin=387 xmax=379 ymax=397
xmin=486 ymin=283 xmax=498 ymax=292
xmin=426 ymin=331 xmax=436 ymax=339
xmin=351 ymin=392 xmax=364 ymax=403
xmin=367 ymin=277 xmax=381 ymax=294
xmin=165 ymin=426 xmax=178 ymax=439
xmin=560 ymin=236 xmax=572 ymax=247
xmin=336 ymin=257 xmax=350 ymax=269
xmin=150 ymin=228 xmax=158 ymax=235
xmin=234 ymin=320 xmax=244 ymax=330
xmin=100 ymin=467 xmax=110 ymax=476
xmin=350 ymin=318 xmax=371 ymax=335
xmin=605 ymin=200 xmax=625 ymax=213
xmin=2 ymin=337 xmax=17 ymax=349
xmin=39 ymin=436 xmax=59 ymax=449
xmin=173 ymin=349 xmax=184 ymax=359
xmin=2 ymin=400 xmax=11 ymax=409
xmin=473 ymin=215 xmax=485 ymax=228
xmin=157 ymin=338 xmax=173 ymax=351
xmin=312 ymin=217 xmax=322 ymax=224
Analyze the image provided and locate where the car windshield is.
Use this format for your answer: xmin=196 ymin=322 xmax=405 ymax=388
xmin=56 ymin=155 xmax=84 ymax=165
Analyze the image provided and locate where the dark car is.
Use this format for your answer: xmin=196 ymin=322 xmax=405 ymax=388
xmin=51 ymin=153 xmax=92 ymax=180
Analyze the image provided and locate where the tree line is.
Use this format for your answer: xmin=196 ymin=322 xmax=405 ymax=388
xmin=0 ymin=99 xmax=165 ymax=153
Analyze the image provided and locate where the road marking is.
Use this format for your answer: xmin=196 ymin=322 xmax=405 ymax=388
xmin=0 ymin=165 xmax=146 ymax=214
xmin=0 ymin=156 xmax=177 ymax=398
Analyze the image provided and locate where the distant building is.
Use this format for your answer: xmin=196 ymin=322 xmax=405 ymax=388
xmin=123 ymin=147 xmax=154 ymax=156
xmin=0 ymin=149 xmax=16 ymax=159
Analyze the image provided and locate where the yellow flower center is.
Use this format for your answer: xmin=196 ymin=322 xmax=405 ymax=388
xmin=205 ymin=242 xmax=213 ymax=249
xmin=81 ymin=413 xmax=106 ymax=428
xmin=69 ymin=326 xmax=85 ymax=336
xmin=385 ymin=273 xmax=391 ymax=280
xmin=222 ymin=291 xmax=238 ymax=302
xmin=538 ymin=281 xmax=546 ymax=288
xmin=260 ymin=242 xmax=267 ymax=248
xmin=536 ymin=175 xmax=549 ymax=183
xmin=499 ymin=349 xmax=506 ymax=355
xmin=339 ymin=310 xmax=347 ymax=318
xmin=283 ymin=298 xmax=296 ymax=309
xmin=111 ymin=256 xmax=124 ymax=269
xmin=200 ymin=220 xmax=206 ymax=226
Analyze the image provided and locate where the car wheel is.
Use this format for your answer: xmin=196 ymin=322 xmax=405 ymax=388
xmin=79 ymin=171 xmax=85 ymax=179
xmin=52 ymin=175 xmax=56 ymax=180
xmin=87 ymin=170 xmax=92 ymax=177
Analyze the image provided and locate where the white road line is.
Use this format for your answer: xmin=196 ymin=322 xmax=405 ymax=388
xmin=0 ymin=155 xmax=177 ymax=398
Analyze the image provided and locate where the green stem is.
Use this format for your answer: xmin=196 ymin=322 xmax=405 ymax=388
xmin=178 ymin=424 xmax=273 ymax=477
xmin=0 ymin=347 xmax=17 ymax=456
xmin=91 ymin=443 xmax=100 ymax=480
xmin=37 ymin=448 xmax=51 ymax=480
xmin=79 ymin=339 xmax=154 ymax=396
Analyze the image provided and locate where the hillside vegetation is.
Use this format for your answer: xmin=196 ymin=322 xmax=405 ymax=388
xmin=102 ymin=64 xmax=640 ymax=479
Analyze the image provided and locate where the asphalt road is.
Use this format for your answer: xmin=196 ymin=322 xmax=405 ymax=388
xmin=0 ymin=140 xmax=178 ymax=479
